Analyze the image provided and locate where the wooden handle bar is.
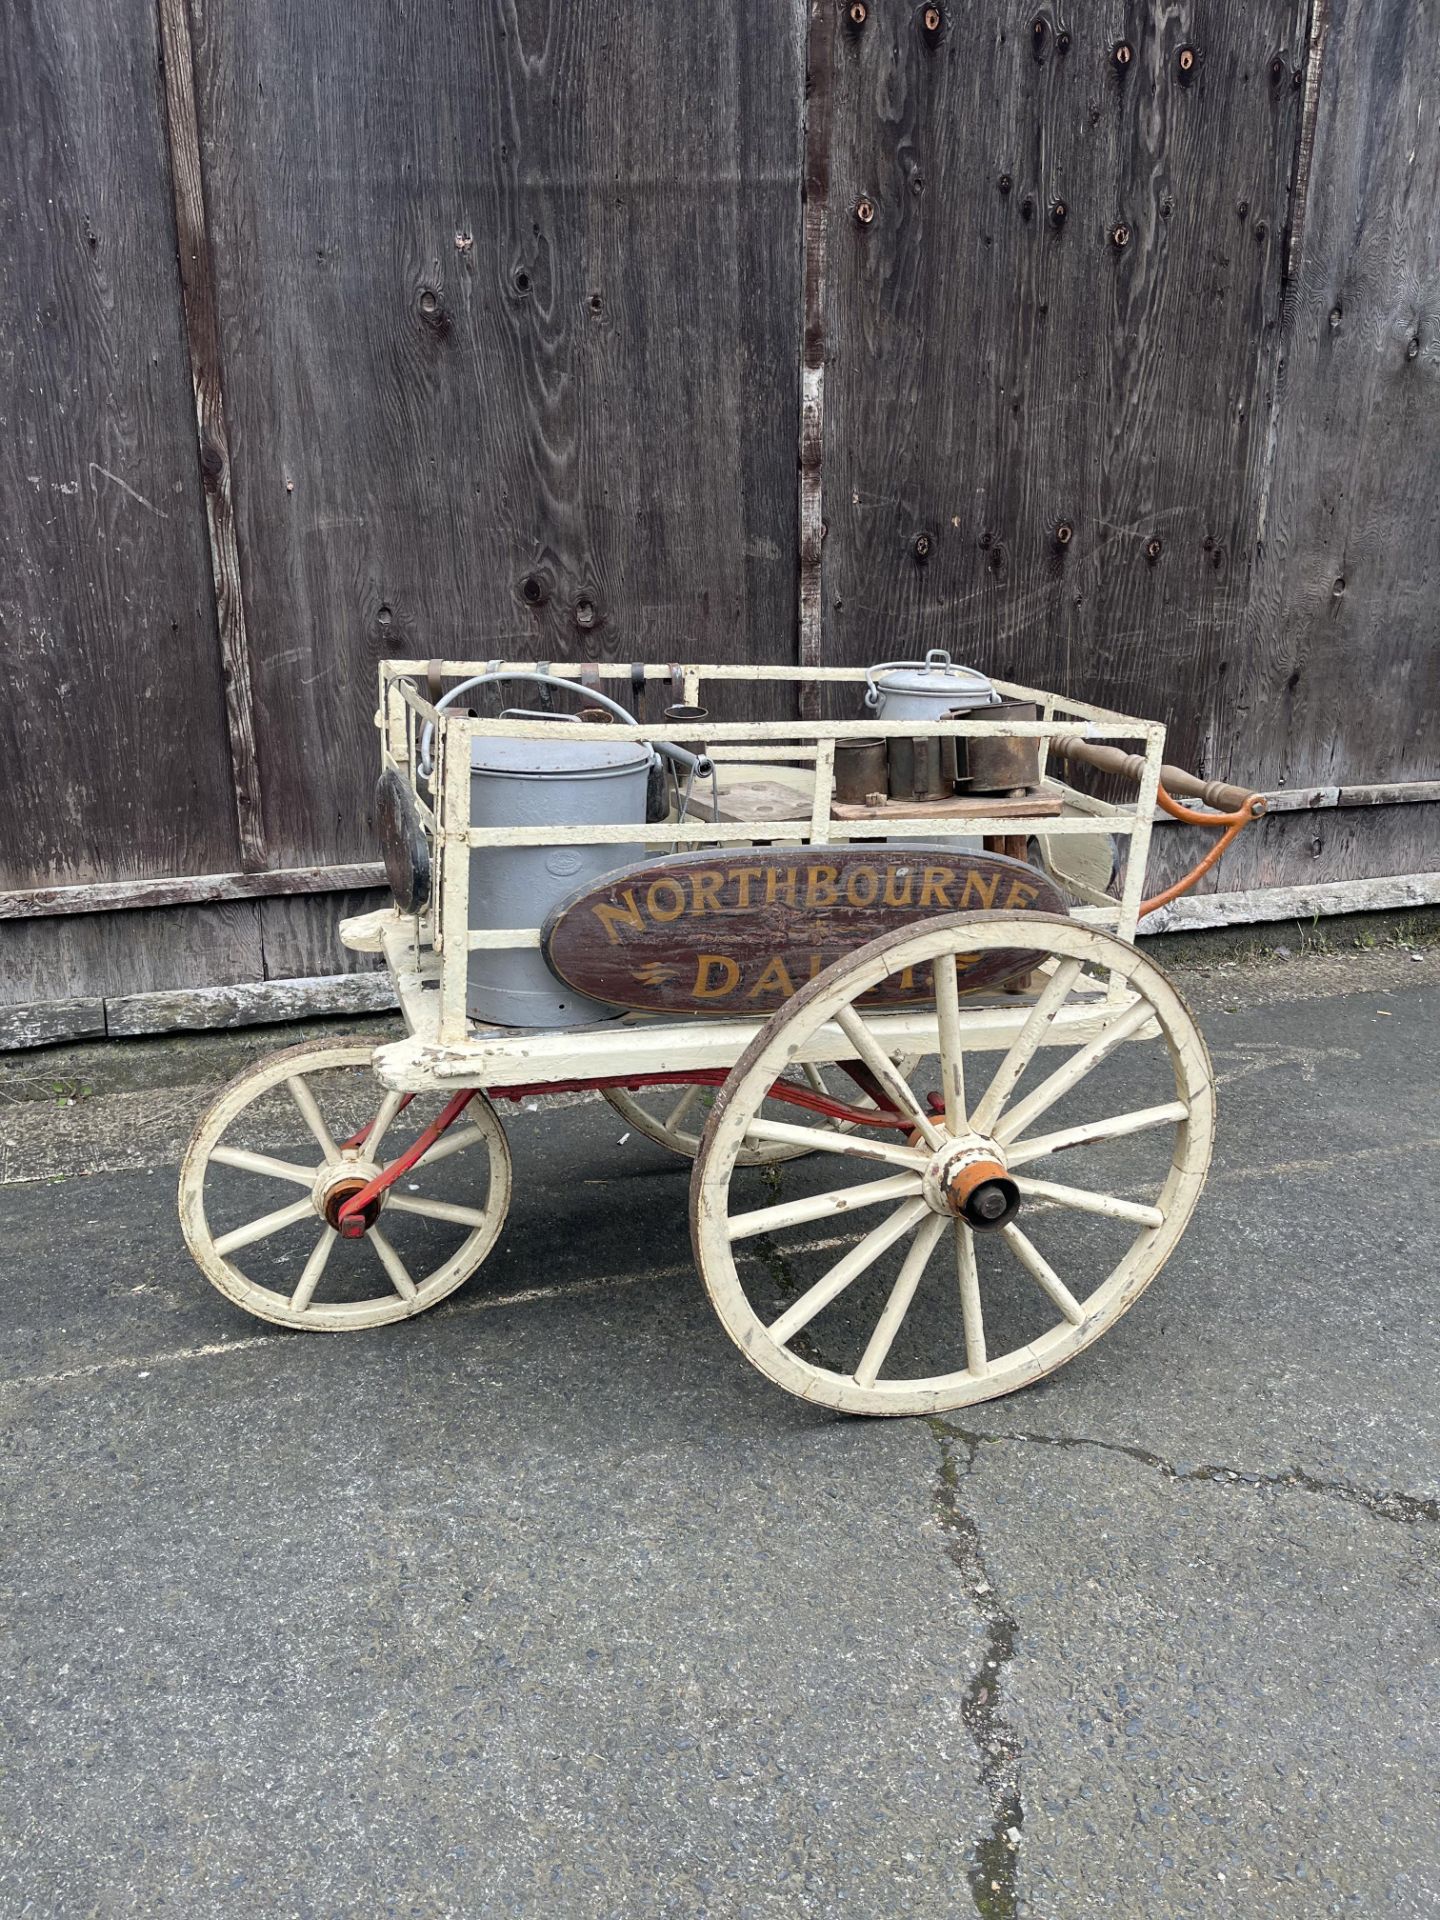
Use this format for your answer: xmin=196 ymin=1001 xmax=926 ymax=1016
xmin=1050 ymin=735 xmax=1265 ymax=818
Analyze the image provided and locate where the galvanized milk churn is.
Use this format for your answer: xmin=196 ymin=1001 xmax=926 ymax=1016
xmin=423 ymin=670 xmax=680 ymax=1029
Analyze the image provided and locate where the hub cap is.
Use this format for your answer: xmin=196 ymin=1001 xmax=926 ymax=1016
xmin=920 ymin=1133 xmax=1022 ymax=1230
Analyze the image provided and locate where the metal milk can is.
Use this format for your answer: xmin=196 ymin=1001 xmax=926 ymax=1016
xmin=467 ymin=730 xmax=652 ymax=1029
xmin=862 ymin=649 xmax=998 ymax=801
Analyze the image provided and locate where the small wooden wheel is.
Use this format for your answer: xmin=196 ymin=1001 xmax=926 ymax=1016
xmin=690 ymin=912 xmax=1214 ymax=1416
xmin=179 ymin=1038 xmax=511 ymax=1331
xmin=603 ymin=1060 xmax=924 ymax=1165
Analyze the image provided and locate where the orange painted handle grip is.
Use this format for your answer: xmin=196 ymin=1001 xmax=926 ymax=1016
xmin=1049 ymin=733 xmax=1267 ymax=915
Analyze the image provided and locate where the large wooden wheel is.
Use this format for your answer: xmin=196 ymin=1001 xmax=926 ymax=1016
xmin=179 ymin=1038 xmax=511 ymax=1331
xmin=690 ymin=912 xmax=1213 ymax=1416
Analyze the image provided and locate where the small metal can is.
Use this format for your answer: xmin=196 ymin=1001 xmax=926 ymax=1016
xmin=834 ymin=736 xmax=889 ymax=805
xmin=888 ymin=735 xmax=953 ymax=802
xmin=962 ymin=700 xmax=1041 ymax=793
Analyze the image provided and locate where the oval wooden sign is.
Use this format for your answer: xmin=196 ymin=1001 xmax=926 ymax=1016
xmin=541 ymin=846 xmax=1067 ymax=1016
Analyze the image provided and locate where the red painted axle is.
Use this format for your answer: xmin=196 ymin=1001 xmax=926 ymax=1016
xmin=333 ymin=1069 xmax=911 ymax=1236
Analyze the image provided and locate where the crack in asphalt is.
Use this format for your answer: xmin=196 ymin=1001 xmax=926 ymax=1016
xmin=921 ymin=1409 xmax=1438 ymax=1918
xmin=933 ymin=1419 xmax=1439 ymax=1528
xmin=926 ymin=1421 xmax=1024 ymax=1920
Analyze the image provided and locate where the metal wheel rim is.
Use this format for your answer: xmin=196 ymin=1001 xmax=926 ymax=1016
xmin=689 ymin=912 xmax=1214 ymax=1416
xmin=178 ymin=1038 xmax=512 ymax=1331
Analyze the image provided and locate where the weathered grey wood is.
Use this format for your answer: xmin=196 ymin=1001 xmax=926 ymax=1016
xmin=1231 ymin=0 xmax=1440 ymax=803
xmin=185 ymin=0 xmax=807 ymax=866
xmin=822 ymin=0 xmax=1307 ymax=772
xmin=798 ymin=0 xmax=837 ymax=714
xmin=0 ymin=0 xmax=241 ymax=890
xmin=155 ymin=0 xmax=266 ymax=868
xmin=1252 ymin=782 xmax=1440 ymax=813
xmin=0 ymin=903 xmax=262 ymax=1008
xmin=1142 ymin=870 xmax=1440 ymax=933
xmin=0 ymin=863 xmax=386 ymax=921
xmin=256 ymin=889 xmax=389 ymax=983
xmin=0 ymin=998 xmax=106 ymax=1053
xmin=106 ymin=972 xmax=397 ymax=1038
xmin=1138 ymin=801 xmax=1440 ymax=899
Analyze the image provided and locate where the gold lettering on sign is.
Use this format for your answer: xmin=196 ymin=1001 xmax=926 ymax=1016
xmin=919 ymin=866 xmax=954 ymax=908
xmin=846 ymin=865 xmax=879 ymax=907
xmin=960 ymin=869 xmax=1001 ymax=911
xmin=749 ymin=955 xmax=796 ymax=999
xmin=804 ymin=864 xmax=839 ymax=908
xmin=646 ymin=878 xmax=686 ymax=922
xmin=883 ymin=867 xmax=915 ymax=908
xmin=1004 ymin=877 xmax=1039 ymax=908
xmin=593 ymin=891 xmax=645 ymax=946
xmin=731 ymin=866 xmax=764 ymax=908
xmin=692 ymin=954 xmax=741 ymax=998
xmin=764 ymin=867 xmax=799 ymax=908
xmin=690 ymin=870 xmax=725 ymax=914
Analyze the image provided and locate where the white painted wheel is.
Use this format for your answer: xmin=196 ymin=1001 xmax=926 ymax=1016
xmin=179 ymin=1038 xmax=512 ymax=1331
xmin=690 ymin=912 xmax=1214 ymax=1416
xmin=603 ymin=1061 xmax=924 ymax=1166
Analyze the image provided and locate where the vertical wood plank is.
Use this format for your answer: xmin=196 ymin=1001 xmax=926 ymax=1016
xmin=798 ymin=0 xmax=837 ymax=719
xmin=822 ymin=0 xmax=1307 ymax=772
xmin=185 ymin=0 xmax=807 ymax=867
xmin=1231 ymin=0 xmax=1440 ymax=799
xmin=0 ymin=0 xmax=242 ymax=891
xmin=155 ymin=0 xmax=267 ymax=868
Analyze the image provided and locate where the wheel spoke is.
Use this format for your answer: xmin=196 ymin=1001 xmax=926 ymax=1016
xmin=993 ymin=998 xmax=1154 ymax=1146
xmin=289 ymin=1228 xmax=337 ymax=1311
xmin=665 ymin=1082 xmax=703 ymax=1133
xmin=728 ymin=1170 xmax=923 ymax=1242
xmin=742 ymin=1118 xmax=926 ymax=1170
xmin=365 ymin=1091 xmax=407 ymax=1159
xmin=286 ymin=1075 xmax=340 ymax=1163
xmin=834 ymin=1006 xmax=944 ymax=1147
xmin=1006 ymin=1100 xmax=1189 ymax=1168
xmin=1001 ymin=1223 xmax=1086 ymax=1325
xmin=387 ymin=1193 xmax=491 ymax=1228
xmin=368 ymin=1228 xmax=418 ymax=1300
xmin=970 ymin=958 xmax=1083 ymax=1137
xmin=933 ymin=958 xmax=967 ymax=1133
xmin=955 ymin=1222 xmax=988 ymax=1376
xmin=415 ymin=1122 xmax=490 ymax=1169
xmin=768 ymin=1199 xmax=930 ymax=1349
xmin=210 ymin=1144 xmax=318 ymax=1187
xmin=1013 ymin=1176 xmax=1164 ymax=1229
xmin=214 ymin=1195 xmax=316 ymax=1259
xmin=853 ymin=1215 xmax=946 ymax=1387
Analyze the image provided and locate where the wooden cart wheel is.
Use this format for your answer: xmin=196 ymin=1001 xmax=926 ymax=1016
xmin=690 ymin=912 xmax=1213 ymax=1416
xmin=179 ymin=1038 xmax=511 ymax=1331
xmin=602 ymin=1061 xmax=922 ymax=1166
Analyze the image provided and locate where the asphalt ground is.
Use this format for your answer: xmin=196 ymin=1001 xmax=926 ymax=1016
xmin=1 ymin=945 xmax=1437 ymax=1918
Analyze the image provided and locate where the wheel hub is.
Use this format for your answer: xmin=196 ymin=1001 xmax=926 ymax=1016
xmin=921 ymin=1133 xmax=1021 ymax=1231
xmin=314 ymin=1158 xmax=386 ymax=1235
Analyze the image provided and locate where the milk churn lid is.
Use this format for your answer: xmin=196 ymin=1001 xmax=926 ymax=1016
xmin=868 ymin=649 xmax=998 ymax=706
xmin=469 ymin=732 xmax=653 ymax=779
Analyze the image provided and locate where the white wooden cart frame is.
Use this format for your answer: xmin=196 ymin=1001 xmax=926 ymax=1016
xmin=181 ymin=656 xmax=1266 ymax=1409
xmin=345 ymin=658 xmax=1169 ymax=1093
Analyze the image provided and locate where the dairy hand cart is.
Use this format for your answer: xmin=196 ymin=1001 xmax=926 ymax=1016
xmin=178 ymin=658 xmax=1265 ymax=1417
